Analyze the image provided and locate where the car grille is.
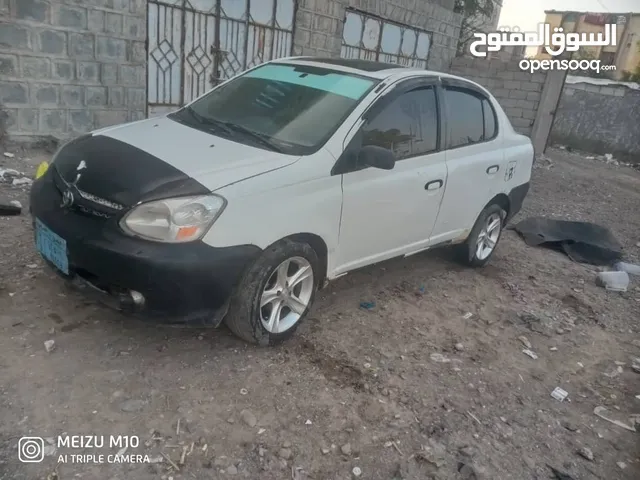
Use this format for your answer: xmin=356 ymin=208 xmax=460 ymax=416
xmin=51 ymin=167 xmax=125 ymax=219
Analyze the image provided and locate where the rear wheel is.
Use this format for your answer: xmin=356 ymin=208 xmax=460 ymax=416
xmin=460 ymin=203 xmax=505 ymax=267
xmin=224 ymin=239 xmax=319 ymax=345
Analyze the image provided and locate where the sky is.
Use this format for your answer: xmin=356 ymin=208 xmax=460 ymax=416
xmin=499 ymin=0 xmax=639 ymax=31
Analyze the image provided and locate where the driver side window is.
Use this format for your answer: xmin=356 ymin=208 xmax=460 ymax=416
xmin=361 ymin=87 xmax=439 ymax=161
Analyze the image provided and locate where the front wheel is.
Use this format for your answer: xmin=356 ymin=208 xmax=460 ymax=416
xmin=459 ymin=203 xmax=505 ymax=267
xmin=224 ymin=239 xmax=319 ymax=345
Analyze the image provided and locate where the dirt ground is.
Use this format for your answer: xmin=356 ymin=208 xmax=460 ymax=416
xmin=0 ymin=147 xmax=639 ymax=480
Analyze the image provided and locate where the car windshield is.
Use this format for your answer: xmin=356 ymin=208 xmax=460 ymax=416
xmin=169 ymin=63 xmax=379 ymax=155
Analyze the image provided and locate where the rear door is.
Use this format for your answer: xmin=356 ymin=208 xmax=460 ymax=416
xmin=430 ymin=80 xmax=504 ymax=243
xmin=332 ymin=78 xmax=447 ymax=275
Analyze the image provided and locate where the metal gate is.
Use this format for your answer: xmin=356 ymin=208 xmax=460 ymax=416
xmin=147 ymin=0 xmax=297 ymax=116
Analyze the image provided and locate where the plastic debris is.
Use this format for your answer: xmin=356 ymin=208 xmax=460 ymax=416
xmin=518 ymin=336 xmax=532 ymax=349
xmin=593 ymin=406 xmax=636 ymax=432
xmin=35 ymin=161 xmax=49 ymax=180
xmin=0 ymin=168 xmax=21 ymax=180
xmin=352 ymin=466 xmax=362 ymax=477
xmin=614 ymin=261 xmax=640 ymax=276
xmin=522 ymin=349 xmax=538 ymax=360
xmin=604 ymin=366 xmax=624 ymax=378
xmin=430 ymin=353 xmax=451 ymax=363
xmin=551 ymin=387 xmax=568 ymax=402
xmin=0 ymin=203 xmax=21 ymax=216
xmin=577 ymin=447 xmax=593 ymax=461
xmin=3 ymin=152 xmax=15 ymax=158
xmin=359 ymin=301 xmax=375 ymax=310
xmin=44 ymin=340 xmax=56 ymax=353
xmin=12 ymin=177 xmax=33 ymax=186
xmin=596 ymin=271 xmax=629 ymax=292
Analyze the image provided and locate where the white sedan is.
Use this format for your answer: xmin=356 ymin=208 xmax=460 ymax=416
xmin=30 ymin=57 xmax=533 ymax=345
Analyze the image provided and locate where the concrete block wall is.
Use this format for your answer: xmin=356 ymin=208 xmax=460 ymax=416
xmin=293 ymin=0 xmax=462 ymax=72
xmin=550 ymin=82 xmax=640 ymax=162
xmin=0 ymin=0 xmax=146 ymax=141
xmin=449 ymin=57 xmax=547 ymax=137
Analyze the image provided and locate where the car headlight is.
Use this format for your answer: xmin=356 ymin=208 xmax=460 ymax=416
xmin=120 ymin=194 xmax=226 ymax=243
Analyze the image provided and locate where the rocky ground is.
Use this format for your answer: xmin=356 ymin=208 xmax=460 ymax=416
xmin=0 ymin=147 xmax=639 ymax=480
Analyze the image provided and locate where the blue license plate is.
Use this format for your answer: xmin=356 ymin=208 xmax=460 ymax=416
xmin=35 ymin=219 xmax=69 ymax=275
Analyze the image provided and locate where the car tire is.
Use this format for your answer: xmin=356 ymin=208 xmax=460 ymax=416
xmin=459 ymin=203 xmax=505 ymax=267
xmin=224 ymin=239 xmax=320 ymax=346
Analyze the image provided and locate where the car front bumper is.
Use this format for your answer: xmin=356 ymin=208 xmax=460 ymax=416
xmin=29 ymin=171 xmax=261 ymax=325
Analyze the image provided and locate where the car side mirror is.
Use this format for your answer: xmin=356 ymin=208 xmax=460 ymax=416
xmin=357 ymin=145 xmax=396 ymax=170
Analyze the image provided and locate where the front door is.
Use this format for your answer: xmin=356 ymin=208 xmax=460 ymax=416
xmin=333 ymin=84 xmax=447 ymax=275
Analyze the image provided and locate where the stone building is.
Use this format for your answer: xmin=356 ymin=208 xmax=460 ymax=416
xmin=536 ymin=10 xmax=640 ymax=81
xmin=0 ymin=0 xmax=463 ymax=142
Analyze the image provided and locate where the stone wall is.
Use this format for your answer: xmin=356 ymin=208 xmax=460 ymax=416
xmin=0 ymin=0 xmax=463 ymax=142
xmin=449 ymin=57 xmax=547 ymax=137
xmin=293 ymin=0 xmax=462 ymax=72
xmin=550 ymin=78 xmax=640 ymax=163
xmin=0 ymin=0 xmax=146 ymax=141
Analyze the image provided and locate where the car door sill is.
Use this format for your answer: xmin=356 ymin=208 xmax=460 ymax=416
xmin=403 ymin=240 xmax=453 ymax=258
xmin=403 ymin=246 xmax=431 ymax=258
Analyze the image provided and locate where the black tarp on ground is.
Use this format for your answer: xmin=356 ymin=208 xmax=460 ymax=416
xmin=511 ymin=217 xmax=623 ymax=265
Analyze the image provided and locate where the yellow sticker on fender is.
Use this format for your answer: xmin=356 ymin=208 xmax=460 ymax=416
xmin=35 ymin=161 xmax=49 ymax=179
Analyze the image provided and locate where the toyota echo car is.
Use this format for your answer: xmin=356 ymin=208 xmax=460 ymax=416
xmin=30 ymin=57 xmax=533 ymax=345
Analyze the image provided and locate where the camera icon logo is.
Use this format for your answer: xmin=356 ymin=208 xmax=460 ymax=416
xmin=18 ymin=437 xmax=45 ymax=463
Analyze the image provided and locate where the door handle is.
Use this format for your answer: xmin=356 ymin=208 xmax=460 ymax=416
xmin=486 ymin=165 xmax=499 ymax=174
xmin=425 ymin=179 xmax=443 ymax=191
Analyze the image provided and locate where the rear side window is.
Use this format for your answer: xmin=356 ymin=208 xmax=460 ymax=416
xmin=445 ymin=88 xmax=483 ymax=148
xmin=482 ymin=99 xmax=497 ymax=140
xmin=445 ymin=87 xmax=498 ymax=149
xmin=361 ymin=87 xmax=439 ymax=160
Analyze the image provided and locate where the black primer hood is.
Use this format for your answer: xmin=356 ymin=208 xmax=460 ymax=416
xmin=53 ymin=134 xmax=210 ymax=208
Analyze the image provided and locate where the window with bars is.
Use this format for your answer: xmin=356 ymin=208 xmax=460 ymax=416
xmin=340 ymin=10 xmax=432 ymax=69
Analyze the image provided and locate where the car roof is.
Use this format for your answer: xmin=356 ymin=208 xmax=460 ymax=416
xmin=272 ymin=56 xmax=419 ymax=79
xmin=266 ymin=57 xmax=494 ymax=100
xmin=271 ymin=56 xmax=463 ymax=82
xmin=293 ymin=57 xmax=406 ymax=72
